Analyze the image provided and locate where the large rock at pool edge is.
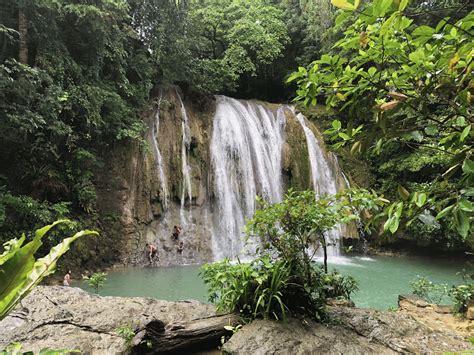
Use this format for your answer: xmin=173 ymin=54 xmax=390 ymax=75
xmin=222 ymin=306 xmax=473 ymax=354
xmin=0 ymin=286 xmax=238 ymax=353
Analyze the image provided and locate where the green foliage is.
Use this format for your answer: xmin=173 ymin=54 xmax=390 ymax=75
xmin=116 ymin=324 xmax=136 ymax=349
xmin=450 ymin=283 xmax=474 ymax=315
xmin=83 ymin=272 xmax=107 ymax=295
xmin=246 ymin=189 xmax=386 ymax=273
xmin=410 ymin=276 xmax=449 ymax=305
xmin=201 ymin=256 xmax=290 ymax=321
xmin=0 ymin=189 xmax=71 ymax=241
xmin=202 ymin=189 xmax=383 ymax=322
xmin=321 ymin=270 xmax=359 ymax=300
xmin=411 ymin=274 xmax=474 ymax=316
xmin=0 ymin=220 xmax=97 ymax=320
xmin=0 ymin=0 xmax=154 ymax=248
xmin=289 ymin=0 xmax=474 ymax=248
xmin=201 ymin=256 xmax=358 ymax=322
xmin=132 ymin=0 xmax=289 ymax=94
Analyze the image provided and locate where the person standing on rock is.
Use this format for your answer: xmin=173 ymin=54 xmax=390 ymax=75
xmin=177 ymin=241 xmax=184 ymax=254
xmin=146 ymin=243 xmax=158 ymax=264
xmin=171 ymin=225 xmax=182 ymax=241
xmin=63 ymin=270 xmax=72 ymax=286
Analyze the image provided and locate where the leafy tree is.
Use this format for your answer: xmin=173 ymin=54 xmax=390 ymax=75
xmin=289 ymin=0 xmax=473 ymax=249
xmin=202 ymin=189 xmax=384 ymax=322
xmin=246 ymin=189 xmax=385 ymax=273
xmin=133 ymin=0 xmax=290 ymax=93
xmin=0 ymin=0 xmax=154 ymax=252
xmin=0 ymin=220 xmax=97 ymax=320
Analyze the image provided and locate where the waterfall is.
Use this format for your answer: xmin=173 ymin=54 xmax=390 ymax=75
xmin=210 ymin=96 xmax=286 ymax=259
xmin=142 ymin=89 xmax=349 ymax=265
xmin=176 ymin=90 xmax=193 ymax=224
xmin=151 ymin=93 xmax=169 ymax=210
xmin=295 ymin=112 xmax=342 ymax=257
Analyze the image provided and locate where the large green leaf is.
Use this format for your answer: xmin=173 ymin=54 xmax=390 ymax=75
xmin=0 ymin=236 xmax=26 ymax=266
xmin=0 ymin=220 xmax=98 ymax=320
xmin=454 ymin=209 xmax=470 ymax=239
xmin=436 ymin=205 xmax=454 ymax=220
xmin=462 ymin=159 xmax=474 ymax=174
xmin=331 ymin=0 xmax=360 ymax=11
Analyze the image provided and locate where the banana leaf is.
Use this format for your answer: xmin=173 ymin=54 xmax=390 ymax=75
xmin=0 ymin=220 xmax=98 ymax=320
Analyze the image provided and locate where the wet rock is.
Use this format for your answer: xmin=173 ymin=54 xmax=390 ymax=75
xmin=0 ymin=286 xmax=238 ymax=354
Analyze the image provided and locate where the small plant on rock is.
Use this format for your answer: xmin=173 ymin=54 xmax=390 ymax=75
xmin=116 ymin=324 xmax=136 ymax=349
xmin=83 ymin=272 xmax=107 ymax=295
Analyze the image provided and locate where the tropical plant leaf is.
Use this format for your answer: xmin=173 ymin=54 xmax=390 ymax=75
xmin=331 ymin=0 xmax=360 ymax=11
xmin=0 ymin=221 xmax=98 ymax=320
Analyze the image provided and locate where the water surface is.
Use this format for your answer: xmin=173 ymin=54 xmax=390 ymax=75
xmin=79 ymin=255 xmax=470 ymax=310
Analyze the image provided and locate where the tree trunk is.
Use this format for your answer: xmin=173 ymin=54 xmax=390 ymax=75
xmin=322 ymin=236 xmax=328 ymax=273
xmin=18 ymin=8 xmax=28 ymax=64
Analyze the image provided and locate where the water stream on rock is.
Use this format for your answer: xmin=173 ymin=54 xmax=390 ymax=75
xmin=177 ymin=90 xmax=193 ymax=226
xmin=145 ymin=93 xmax=350 ymax=264
xmin=294 ymin=111 xmax=342 ymax=257
xmin=151 ymin=92 xmax=169 ymax=211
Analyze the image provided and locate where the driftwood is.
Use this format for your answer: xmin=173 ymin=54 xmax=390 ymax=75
xmin=133 ymin=313 xmax=239 ymax=353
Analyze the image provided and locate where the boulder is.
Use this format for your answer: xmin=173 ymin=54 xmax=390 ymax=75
xmin=0 ymin=286 xmax=238 ymax=354
xmin=223 ymin=306 xmax=473 ymax=354
xmin=466 ymin=307 xmax=474 ymax=320
xmin=398 ymin=294 xmax=473 ymax=335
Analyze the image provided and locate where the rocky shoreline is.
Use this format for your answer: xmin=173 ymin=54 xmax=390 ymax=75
xmin=1 ymin=287 xmax=472 ymax=354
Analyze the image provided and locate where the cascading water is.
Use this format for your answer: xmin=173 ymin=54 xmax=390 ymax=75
xmin=210 ymin=96 xmax=286 ymax=260
xmin=151 ymin=93 xmax=169 ymax=210
xmin=295 ymin=112 xmax=342 ymax=257
xmin=141 ymin=89 xmax=350 ymax=265
xmin=176 ymin=90 xmax=193 ymax=224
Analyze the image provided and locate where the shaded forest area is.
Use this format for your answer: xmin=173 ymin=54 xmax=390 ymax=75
xmin=0 ymin=0 xmax=472 ymax=265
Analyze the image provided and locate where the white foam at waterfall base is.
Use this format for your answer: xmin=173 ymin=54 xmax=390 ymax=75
xmin=210 ymin=96 xmax=286 ymax=260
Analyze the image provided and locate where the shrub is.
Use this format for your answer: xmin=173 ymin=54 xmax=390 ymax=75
xmin=411 ymin=274 xmax=473 ymax=316
xmin=201 ymin=257 xmax=290 ymax=321
xmin=83 ymin=272 xmax=107 ymax=295
xmin=449 ymin=277 xmax=473 ymax=316
xmin=201 ymin=189 xmax=383 ymax=322
xmin=410 ymin=276 xmax=449 ymax=305
xmin=201 ymin=257 xmax=359 ymax=322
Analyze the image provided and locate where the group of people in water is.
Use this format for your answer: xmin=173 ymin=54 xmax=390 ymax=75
xmin=146 ymin=225 xmax=185 ymax=264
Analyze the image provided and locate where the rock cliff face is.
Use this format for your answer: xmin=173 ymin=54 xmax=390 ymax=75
xmin=94 ymin=86 xmax=353 ymax=267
